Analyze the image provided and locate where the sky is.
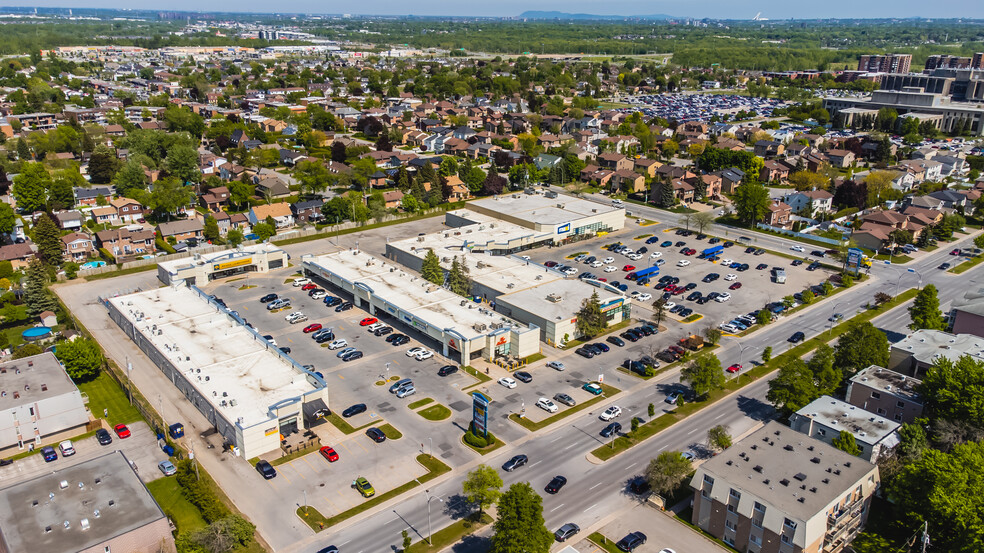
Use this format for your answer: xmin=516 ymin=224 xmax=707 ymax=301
xmin=5 ymin=0 xmax=984 ymax=19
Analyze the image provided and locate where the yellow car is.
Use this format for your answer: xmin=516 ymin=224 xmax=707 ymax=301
xmin=352 ymin=477 xmax=375 ymax=498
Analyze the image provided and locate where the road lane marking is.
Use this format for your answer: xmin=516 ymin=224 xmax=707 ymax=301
xmin=589 ymin=482 xmax=604 ymax=491
xmin=528 ymin=461 xmax=541 ymax=468
xmin=563 ymin=442 xmax=579 ymax=451
xmin=549 ymin=503 xmax=565 ymax=512
xmin=625 ymin=462 xmax=637 ymax=470
xmin=714 ymin=412 xmax=729 ymax=421
xmin=687 ymin=427 xmax=699 ymax=435
xmin=583 ymin=502 xmax=598 ymax=512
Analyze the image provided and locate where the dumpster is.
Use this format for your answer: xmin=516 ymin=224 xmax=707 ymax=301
xmin=169 ymin=423 xmax=185 ymax=439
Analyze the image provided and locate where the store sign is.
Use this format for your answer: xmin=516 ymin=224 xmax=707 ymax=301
xmin=213 ymin=257 xmax=252 ymax=271
xmin=557 ymin=223 xmax=571 ymax=234
xmin=472 ymin=392 xmax=491 ymax=438
xmin=601 ymin=299 xmax=624 ymax=313
xmin=846 ymin=248 xmax=863 ymax=274
xmin=448 ymin=338 xmax=458 ymax=351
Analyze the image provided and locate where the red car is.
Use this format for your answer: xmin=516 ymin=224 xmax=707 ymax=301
xmin=303 ymin=323 xmax=323 ymax=333
xmin=114 ymin=424 xmax=131 ymax=439
xmin=597 ymin=278 xmax=607 ymax=282
xmin=729 ymin=282 xmax=742 ymax=290
xmin=951 ymin=249 xmax=961 ymax=255
xmin=319 ymin=446 xmax=339 ymax=462
xmin=727 ymin=364 xmax=743 ymax=373
xmin=359 ymin=317 xmax=378 ymax=326
xmin=623 ymin=265 xmax=635 ymax=272
xmin=301 ymin=283 xmax=317 ymax=291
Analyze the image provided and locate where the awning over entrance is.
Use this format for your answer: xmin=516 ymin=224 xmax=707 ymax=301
xmin=302 ymin=397 xmax=330 ymax=425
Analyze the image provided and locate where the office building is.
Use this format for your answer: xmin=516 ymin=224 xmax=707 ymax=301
xmin=857 ymin=54 xmax=911 ymax=74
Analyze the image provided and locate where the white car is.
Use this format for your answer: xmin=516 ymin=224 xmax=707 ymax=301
xmin=286 ymin=312 xmax=307 ymax=323
xmin=564 ymin=267 xmax=578 ymax=276
xmin=292 ymin=278 xmax=311 ymax=287
xmin=724 ymin=273 xmax=738 ymax=281
xmin=791 ymin=245 xmax=805 ymax=252
xmin=600 ymin=405 xmax=622 ymax=421
xmin=406 ymin=346 xmax=427 ymax=357
xmin=719 ymin=259 xmax=733 ymax=266
xmin=603 ymin=257 xmax=615 ymax=264
xmin=415 ymin=350 xmax=434 ymax=361
xmin=650 ymin=251 xmax=662 ymax=258
xmin=634 ymin=292 xmax=652 ymax=301
xmin=546 ymin=361 xmax=566 ymax=371
xmin=715 ymin=292 xmax=732 ymax=302
xmin=311 ymin=290 xmax=327 ymax=300
xmin=604 ymin=266 xmax=617 ymax=273
xmin=520 ymin=255 xmax=531 ymax=261
xmin=590 ymin=260 xmax=604 ymax=268
xmin=677 ymin=260 xmax=691 ymax=267
xmin=662 ymin=301 xmax=676 ymax=309
xmin=536 ymin=397 xmax=559 ymax=413
xmin=628 ymin=253 xmax=643 ymax=261
xmin=498 ymin=377 xmax=517 ymax=389
xmin=327 ymin=339 xmax=348 ymax=350
xmin=366 ymin=322 xmax=385 ymax=332
xmin=656 ymin=259 xmax=666 ymax=266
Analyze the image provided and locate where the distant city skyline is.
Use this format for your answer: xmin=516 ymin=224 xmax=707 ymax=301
xmin=3 ymin=1 xmax=983 ymax=20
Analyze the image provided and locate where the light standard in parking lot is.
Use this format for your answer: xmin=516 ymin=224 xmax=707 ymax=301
xmin=425 ymin=490 xmax=444 ymax=544
xmin=726 ymin=336 xmax=748 ymax=369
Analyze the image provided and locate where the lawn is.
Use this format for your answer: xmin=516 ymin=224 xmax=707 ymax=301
xmin=418 ymin=403 xmax=452 ymax=421
xmin=950 ymin=254 xmax=984 ymax=274
xmin=77 ymin=372 xmax=143 ymax=427
xmin=588 ymin=532 xmax=624 ymax=553
xmin=408 ymin=398 xmax=435 ymax=410
xmin=406 ymin=513 xmax=493 ymax=553
xmin=461 ymin=432 xmax=506 ymax=455
xmin=461 ymin=365 xmax=493 ymax=390
xmin=508 ymin=383 xmax=620 ymax=432
xmin=682 ymin=313 xmax=703 ymax=323
xmin=378 ymin=423 xmax=403 ymax=440
xmin=146 ymin=477 xmax=208 ymax=534
xmin=324 ymin=412 xmax=377 ymax=435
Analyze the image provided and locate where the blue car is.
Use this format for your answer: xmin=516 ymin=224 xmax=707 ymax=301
xmin=645 ymin=236 xmax=660 ymax=244
xmin=41 ymin=446 xmax=57 ymax=462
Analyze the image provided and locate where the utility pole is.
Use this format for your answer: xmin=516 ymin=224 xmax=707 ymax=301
xmin=190 ymin=441 xmax=200 ymax=481
xmin=920 ymin=521 xmax=930 ymax=553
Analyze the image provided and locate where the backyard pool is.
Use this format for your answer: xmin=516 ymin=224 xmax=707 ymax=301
xmin=81 ymin=261 xmax=107 ymax=269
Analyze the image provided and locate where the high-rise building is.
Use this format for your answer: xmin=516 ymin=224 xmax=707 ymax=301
xmin=925 ymin=54 xmax=972 ymax=71
xmin=973 ymin=52 xmax=984 ymax=70
xmin=857 ymin=53 xmax=912 ymax=74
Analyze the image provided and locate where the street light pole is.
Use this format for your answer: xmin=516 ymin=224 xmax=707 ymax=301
xmin=425 ymin=491 xmax=444 ymax=545
xmin=428 ymin=437 xmax=433 ymax=459
xmin=827 ymin=300 xmax=850 ymax=336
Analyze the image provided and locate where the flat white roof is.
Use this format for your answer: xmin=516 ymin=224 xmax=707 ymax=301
xmin=109 ymin=286 xmax=313 ymax=428
xmin=469 ymin=193 xmax=623 ymax=225
xmin=158 ymin=243 xmax=285 ymax=275
xmin=306 ymin=250 xmax=528 ymax=340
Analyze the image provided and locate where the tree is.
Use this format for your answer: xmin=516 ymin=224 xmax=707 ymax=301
xmin=33 ymin=213 xmax=63 ymax=266
xmin=401 ymin=530 xmax=411 ymax=552
xmin=462 ymin=464 xmax=503 ymax=516
xmin=575 ymin=290 xmax=606 ymax=339
xmin=680 ymin=353 xmax=725 ymax=399
xmin=228 ymin=180 xmax=253 ymax=210
xmin=889 ymin=440 xmax=984 ymax=553
xmin=0 ymin=203 xmax=16 ymax=235
xmin=762 ymin=346 xmax=772 ymax=363
xmin=865 ymin=170 xmax=897 ymax=207
xmin=909 ymin=284 xmax=945 ymax=331
xmin=832 ymin=430 xmax=862 ymax=456
xmin=146 ymin=177 xmax=194 ymax=220
xmin=833 ymin=321 xmax=890 ymax=376
xmin=707 ymin=425 xmax=732 ymax=452
xmin=733 ymin=181 xmax=771 ymax=225
xmin=645 ymin=451 xmax=693 ymax=496
xmin=203 ymin=216 xmax=220 ymax=243
xmin=788 ymin=170 xmax=829 ymax=191
xmin=164 ymin=144 xmax=201 ymax=184
xmin=226 ymin=228 xmax=244 ymax=247
xmin=13 ymin=162 xmax=51 ymax=213
xmin=918 ymin=355 xmax=984 ymax=430
xmin=23 ymin=259 xmax=57 ymax=317
xmin=653 ymin=178 xmax=675 ymax=208
xmin=54 ymin=337 xmax=102 ymax=382
xmin=49 ymin=170 xmax=81 ymax=211
xmin=756 ymin=309 xmax=772 ymax=326
xmin=87 ymin=145 xmax=119 ymax=184
xmin=480 ymin=171 xmax=507 ymax=196
xmin=0 ymin=261 xmax=13 ymax=279
xmin=800 ymin=288 xmax=815 ymax=305
xmin=691 ymin=211 xmax=715 ymax=234
xmin=704 ymin=327 xmax=722 ymax=345
xmin=652 ymin=299 xmax=666 ymax=327
xmin=447 ymin=256 xmax=471 ymax=296
xmin=421 ymin=249 xmax=444 ymax=285
xmin=489 ymin=482 xmax=553 ymax=553
xmin=294 ymin=160 xmax=333 ymax=196
xmin=808 ymin=344 xmax=841 ymax=396
xmin=767 ymin=358 xmax=819 ymax=416
xmin=252 ymin=222 xmax=275 ymax=241
xmin=874 ymin=292 xmax=892 ymax=305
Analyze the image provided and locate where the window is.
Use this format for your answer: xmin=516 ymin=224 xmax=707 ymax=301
xmin=877 ymin=408 xmax=887 ymax=415
xmin=754 ymin=501 xmax=766 ymax=513
xmin=897 ymin=401 xmax=905 ymax=408
xmin=703 ymin=474 xmax=715 ymax=486
xmin=816 ymin=428 xmax=826 ymax=437
xmin=870 ymin=391 xmax=881 ymax=399
xmin=783 ymin=518 xmax=797 ymax=531
xmin=28 ymin=407 xmax=34 ymax=416
xmin=781 ymin=534 xmax=792 ymax=545
xmin=727 ymin=503 xmax=738 ymax=513
xmin=725 ymin=519 xmax=737 ymax=531
xmin=749 ymin=534 xmax=762 ymax=546
xmin=729 ymin=488 xmax=742 ymax=501
xmin=895 ymin=413 xmax=904 ymax=421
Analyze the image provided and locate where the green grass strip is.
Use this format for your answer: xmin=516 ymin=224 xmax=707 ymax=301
xmin=508 ymin=383 xmax=621 ymax=432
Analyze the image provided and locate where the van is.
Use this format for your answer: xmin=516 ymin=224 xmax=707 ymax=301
xmin=389 ymin=378 xmax=413 ymax=394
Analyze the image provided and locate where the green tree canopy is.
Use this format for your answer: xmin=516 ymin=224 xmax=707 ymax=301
xmin=646 ymin=451 xmax=693 ymax=496
xmin=0 ymin=203 xmax=16 ymax=235
xmin=252 ymin=222 xmax=275 ymax=241
xmin=447 ymin=256 xmax=471 ymax=296
xmin=144 ymin=177 xmax=194 ymax=219
xmin=918 ymin=355 xmax=984 ymax=430
xmin=462 ymin=464 xmax=503 ymax=516
xmin=113 ymin=160 xmax=149 ymax=198
xmin=681 ymin=353 xmax=725 ymax=399
xmin=421 ymin=249 xmax=444 ymax=285
xmin=49 ymin=169 xmax=82 ymax=211
xmin=13 ymin=162 xmax=51 ymax=213
xmin=54 ymin=337 xmax=102 ymax=382
xmin=574 ymin=290 xmax=606 ymax=339
xmin=23 ymin=259 xmax=57 ymax=317
xmin=32 ymin=213 xmax=63 ymax=266
xmin=489 ymin=482 xmax=553 ymax=553
xmin=87 ymin=144 xmax=119 ymax=184
xmin=833 ymin=321 xmax=889 ymax=376
xmin=163 ymin=144 xmax=201 ymax=184
xmin=909 ymin=284 xmax=945 ymax=331
xmin=832 ymin=430 xmax=862 ymax=456
xmin=733 ymin=180 xmax=772 ymax=226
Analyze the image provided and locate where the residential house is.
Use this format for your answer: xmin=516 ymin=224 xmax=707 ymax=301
xmin=826 ymin=149 xmax=856 ymax=169
xmin=690 ymin=421 xmax=880 ymax=553
xmin=95 ymin=228 xmax=156 ymax=258
xmin=927 ymin=189 xmax=970 ymax=213
xmin=634 ymin=158 xmax=662 ymax=178
xmin=790 ymin=396 xmax=901 ymax=464
xmin=444 ymin=175 xmax=471 ymax=201
xmin=597 ymin=153 xmax=633 ymax=172
xmin=74 ymin=187 xmax=114 ymax=207
xmin=156 ymin=220 xmax=204 ymax=243
xmin=719 ymin=168 xmax=745 ymax=194
xmin=533 ymin=154 xmax=562 ymax=171
xmin=699 ymin=174 xmax=723 ymax=199
xmin=259 ymin=119 xmax=287 ymax=133
xmin=53 ymin=210 xmax=84 ymax=231
xmin=292 ymin=199 xmax=325 ymax=224
xmin=90 ymin=206 xmax=119 ymax=226
xmin=887 ymin=170 xmax=915 ymax=192
xmin=368 ymin=171 xmax=389 ymax=189
xmin=383 ymin=190 xmax=405 ymax=209
xmin=783 ymin=189 xmax=834 ymax=218
xmin=933 ymin=154 xmax=965 ymax=177
xmin=200 ymin=186 xmax=230 ymax=211
xmin=896 ymin=159 xmax=943 ymax=183
xmin=110 ymin=197 xmax=145 ymax=223
xmin=672 ymin=179 xmax=695 ymax=203
xmin=0 ymin=243 xmax=37 ymax=269
xmin=846 ymin=365 xmax=923 ymax=424
xmin=60 ymin=232 xmax=95 ymax=263
xmin=761 ymin=159 xmax=793 ymax=184
xmin=764 ymin=200 xmax=792 ymax=228
xmin=248 ymin=203 xmax=294 ymax=229
xmin=254 ymin=177 xmax=292 ymax=200
xmin=753 ymin=140 xmax=785 ymax=158
xmin=612 ymin=170 xmax=646 ymax=194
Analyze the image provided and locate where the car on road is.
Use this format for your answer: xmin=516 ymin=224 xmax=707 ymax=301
xmin=600 ymin=405 xmax=622 ymax=421
xmin=756 ymin=263 xmax=769 ymax=270
xmin=603 ymin=256 xmax=615 ymax=264
xmin=303 ymin=323 xmax=323 ymax=333
xmin=114 ymin=424 xmax=131 ymax=438
xmin=390 ymin=334 xmax=410 ymax=346
xmin=324 ymin=297 xmax=343 ymax=307
xmin=310 ymin=290 xmax=327 ymax=300
xmin=790 ymin=245 xmax=805 ymax=252
xmin=259 ymin=293 xmax=278 ymax=303
xmin=41 ymin=446 xmax=57 ymax=462
xmin=498 ymin=377 xmax=517 ymax=389
xmin=503 ymin=454 xmax=528 ymax=472
xmin=285 ymin=312 xmax=307 ymax=324
xmin=789 ymin=331 xmax=805 ymax=343
xmin=536 ymin=397 xmax=559 ymax=413
xmin=546 ymin=361 xmax=566 ymax=371
xmin=727 ymin=363 xmax=742 ymax=373
xmin=292 ymin=278 xmax=311 ymax=287
xmin=352 ymin=477 xmax=375 ymax=498
xmin=829 ymin=313 xmax=843 ymax=322
xmin=359 ymin=317 xmax=378 ymax=326
xmin=438 ymin=365 xmax=458 ymax=377
xmin=623 ymin=265 xmax=635 ymax=272
xmin=665 ymin=391 xmax=681 ymax=404
xmin=255 ymin=460 xmax=277 ymax=479
xmin=158 ymin=460 xmax=177 ymax=476
xmin=600 ymin=422 xmax=622 ymax=438
xmin=676 ymin=259 xmax=691 ymax=267
xmin=650 ymin=251 xmax=662 ymax=259
xmin=319 ymin=446 xmax=339 ymax=462
xmin=554 ymin=393 xmax=576 ymax=406
xmin=366 ymin=427 xmax=386 ymax=443
xmin=555 ymin=523 xmax=580 ymax=542
xmin=629 ymin=477 xmax=651 ymax=495
xmin=633 ymin=292 xmax=652 ymax=301
xmin=58 ymin=440 xmax=76 ymax=457
xmin=96 ymin=428 xmax=112 ymax=446
xmin=604 ymin=266 xmax=617 ymax=272
xmin=582 ymin=382 xmax=604 ymax=395
xmin=791 ymin=259 xmax=804 ymax=266
xmin=939 ymin=263 xmax=951 ymax=270
xmin=616 ymin=532 xmax=647 ymax=552
xmin=342 ymin=404 xmax=367 ymax=418
xmin=544 ymin=475 xmax=567 ymax=494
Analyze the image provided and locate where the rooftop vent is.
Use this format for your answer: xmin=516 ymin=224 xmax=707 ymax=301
xmin=784 ymin=445 xmax=794 ymax=452
xmin=59 ymin=480 xmax=68 ymax=490
xmin=794 ymin=473 xmax=807 ymax=482
xmin=780 ymin=479 xmax=790 ymax=487
xmin=798 ymin=497 xmax=806 ymax=503
xmin=811 ymin=457 xmax=821 ymax=464
xmin=80 ymin=518 xmax=90 ymax=531
xmin=753 ymin=465 xmax=763 ymax=473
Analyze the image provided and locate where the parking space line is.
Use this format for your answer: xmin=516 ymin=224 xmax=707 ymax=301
xmin=278 ymin=470 xmax=292 ymax=485
xmin=288 ymin=461 xmax=306 ymax=479
xmin=300 ymin=454 xmax=318 ymax=471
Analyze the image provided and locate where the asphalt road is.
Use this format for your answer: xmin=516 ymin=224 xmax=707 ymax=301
xmin=288 ymin=222 xmax=984 ymax=553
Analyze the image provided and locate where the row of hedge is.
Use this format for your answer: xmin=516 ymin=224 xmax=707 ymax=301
xmin=175 ymin=459 xmax=229 ymax=523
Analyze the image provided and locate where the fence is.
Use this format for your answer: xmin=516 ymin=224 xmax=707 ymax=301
xmin=755 ymin=223 xmax=846 ymax=246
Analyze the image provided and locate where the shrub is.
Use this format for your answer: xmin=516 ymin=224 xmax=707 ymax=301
xmin=464 ymin=422 xmax=495 ymax=448
xmin=175 ymin=460 xmax=229 ymax=524
xmin=156 ymin=237 xmax=176 ymax=254
xmin=99 ymin=248 xmax=117 ymax=264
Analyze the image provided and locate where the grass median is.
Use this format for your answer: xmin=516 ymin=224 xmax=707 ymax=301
xmin=408 ymin=398 xmax=435 ymax=410
xmin=461 ymin=365 xmax=492 ymax=390
xmin=378 ymin=423 xmax=403 ymax=440
xmin=146 ymin=476 xmax=208 ymax=534
xmin=508 ymin=383 xmax=620 ymax=432
xmin=325 ymin=412 xmax=377 ymax=435
xmin=406 ymin=512 xmax=493 ymax=553
xmin=418 ymin=403 xmax=452 ymax=421
xmin=588 ymin=532 xmax=625 ymax=553
xmin=298 ymin=454 xmax=450 ymax=531
xmin=950 ymin=254 xmax=984 ymax=274
xmin=591 ymin=289 xmax=919 ymax=461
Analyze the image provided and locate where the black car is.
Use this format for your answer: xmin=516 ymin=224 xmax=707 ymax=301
xmin=791 ymin=259 xmax=804 ymax=266
xmin=324 ymin=297 xmax=342 ymax=307
xmin=616 ymin=532 xmax=647 ymax=552
xmin=391 ymin=335 xmax=410 ymax=346
xmin=316 ymin=547 xmax=339 ymax=553
xmin=678 ymin=308 xmax=693 ymax=317
xmin=342 ymin=404 xmax=367 ymax=418
xmin=723 ymin=241 xmax=734 ymax=248
xmin=503 ymin=454 xmax=528 ymax=472
xmin=593 ymin=342 xmax=610 ymax=352
xmin=756 ymin=263 xmax=769 ymax=270
xmin=256 ymin=460 xmax=277 ymax=479
xmin=601 ymin=422 xmax=622 ymax=438
xmin=607 ymin=336 xmax=625 ymax=347
xmin=620 ymin=331 xmax=639 ymax=343
xmin=315 ymin=333 xmax=336 ymax=344
xmin=675 ymin=241 xmax=686 ymax=247
xmin=342 ymin=351 xmax=363 ymax=362
xmin=438 ymin=365 xmax=458 ymax=377
xmin=386 ymin=333 xmax=403 ymax=343
xmin=259 ymin=293 xmax=278 ymax=303
xmin=96 ymin=428 xmax=112 ymax=445
xmin=638 ymin=325 xmax=656 ymax=336
xmin=745 ymin=246 xmax=756 ymax=253
xmin=789 ymin=331 xmax=806 ymax=343
xmin=702 ymin=273 xmax=719 ymax=282
xmin=515 ymin=371 xmax=533 ymax=383
xmin=575 ymin=347 xmax=595 ymax=358
xmin=686 ymin=291 xmax=702 ymax=301
xmin=807 ymin=262 xmax=821 ymax=271
xmin=279 ymin=346 xmax=292 ymax=355
xmin=374 ymin=326 xmax=394 ymax=337
xmin=628 ymin=477 xmax=651 ymax=495
xmin=584 ymin=343 xmax=603 ymax=355
xmin=754 ymin=248 xmax=766 ymax=255
xmin=544 ymin=475 xmax=568 ymax=494
xmin=669 ymin=305 xmax=684 ymax=314
xmin=366 ymin=427 xmax=386 ymax=443
xmin=811 ymin=250 xmax=826 ymax=257
xmin=554 ymin=522 xmax=581 ymax=542
xmin=684 ymin=282 xmax=698 ymax=290
xmin=335 ymin=302 xmax=354 ymax=312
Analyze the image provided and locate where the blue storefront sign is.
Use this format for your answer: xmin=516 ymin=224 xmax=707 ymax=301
xmin=472 ymin=392 xmax=491 ymax=438
xmin=557 ymin=223 xmax=571 ymax=234
xmin=846 ymin=248 xmax=863 ymax=275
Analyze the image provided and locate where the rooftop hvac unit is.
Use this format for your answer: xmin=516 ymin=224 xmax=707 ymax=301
xmin=557 ymin=204 xmax=564 ymax=209
xmin=417 ymin=236 xmax=424 ymax=242
xmin=442 ymin=257 xmax=451 ymax=263
xmin=473 ymin=323 xmax=487 ymax=332
xmin=507 ymin=283 xmax=515 ymax=289
xmin=546 ymin=293 xmax=563 ymax=303
xmin=460 ymin=300 xmax=467 ymax=306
